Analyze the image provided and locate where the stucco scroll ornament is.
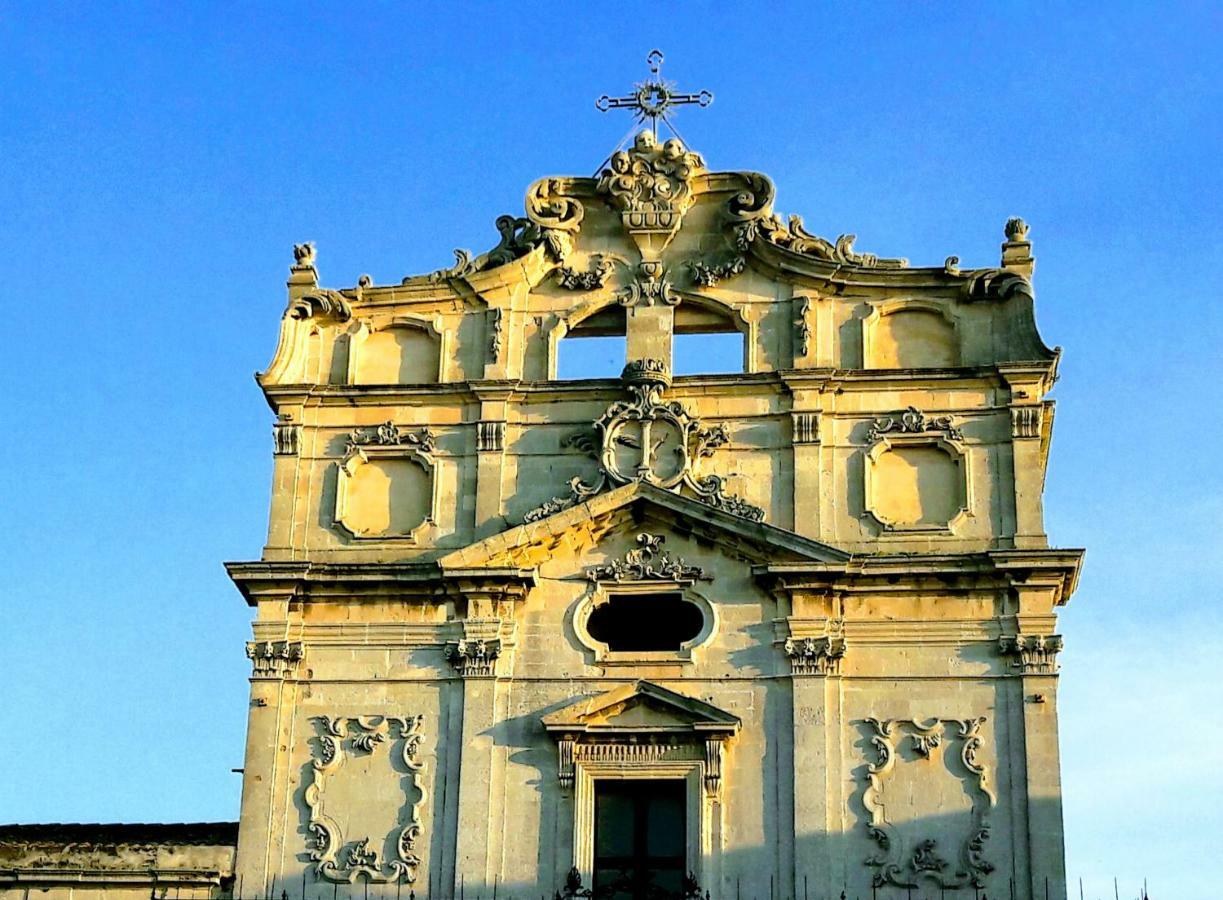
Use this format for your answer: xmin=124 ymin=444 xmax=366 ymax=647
xmin=525 ymin=176 xmax=586 ymax=264
xmin=524 ymin=360 xmax=761 ymax=523
xmin=723 ymin=174 xmax=907 ymax=269
xmin=867 ymin=406 xmax=963 ymax=443
xmin=289 ymin=289 xmax=352 ymax=323
xmin=586 ymin=533 xmax=710 ymax=583
xmin=861 ymin=717 xmax=996 ymax=889
xmin=305 ymin=715 xmax=426 ymax=884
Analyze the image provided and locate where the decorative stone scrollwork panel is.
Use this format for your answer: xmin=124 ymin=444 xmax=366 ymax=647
xmin=335 ymin=423 xmax=438 ymax=542
xmin=861 ymin=717 xmax=996 ymax=890
xmin=304 ymin=715 xmax=427 ymax=884
xmin=863 ymin=408 xmax=970 ymax=534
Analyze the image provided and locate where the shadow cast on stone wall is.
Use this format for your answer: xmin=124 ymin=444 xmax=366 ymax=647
xmin=252 ymin=800 xmax=1071 ymax=900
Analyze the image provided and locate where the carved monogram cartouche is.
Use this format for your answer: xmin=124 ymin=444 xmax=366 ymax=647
xmin=525 ymin=360 xmax=762 ymax=523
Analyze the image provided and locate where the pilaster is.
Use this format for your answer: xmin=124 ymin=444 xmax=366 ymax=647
xmin=234 ymin=606 xmax=304 ymax=896
xmin=790 ymin=410 xmax=821 ymax=536
xmin=783 ymin=615 xmax=846 ymax=898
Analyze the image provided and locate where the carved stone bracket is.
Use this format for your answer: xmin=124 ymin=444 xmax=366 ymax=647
xmin=617 ymin=261 xmax=677 ymax=307
xmin=867 ymin=406 xmax=963 ymax=443
xmin=305 ymin=715 xmax=426 ymax=884
xmin=998 ymin=634 xmax=1063 ymax=674
xmin=862 ymin=717 xmax=996 ymax=890
xmin=783 ymin=633 xmax=846 ymax=676
xmin=586 ymin=533 xmax=709 ymax=584
xmin=525 ymin=360 xmax=763 ymax=523
xmin=245 ymin=640 xmax=303 ymax=679
xmin=273 ymin=414 xmax=301 ymax=456
xmin=444 ymin=638 xmax=501 ymax=677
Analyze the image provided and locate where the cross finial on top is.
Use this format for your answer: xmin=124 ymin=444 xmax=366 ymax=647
xmin=595 ymin=50 xmax=713 ymax=141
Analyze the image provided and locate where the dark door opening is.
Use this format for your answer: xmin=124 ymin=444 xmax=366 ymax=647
xmin=593 ymin=779 xmax=686 ymax=899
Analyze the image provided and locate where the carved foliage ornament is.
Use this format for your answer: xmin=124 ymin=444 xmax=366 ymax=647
xmin=305 ymin=715 xmax=426 ymax=884
xmin=867 ymin=406 xmax=963 ymax=443
xmin=245 ymin=640 xmax=303 ymax=679
xmin=525 ymin=361 xmax=762 ymax=523
xmin=597 ymin=131 xmax=706 ymax=244
xmin=723 ymin=172 xmax=907 ymax=269
xmin=345 ymin=422 xmax=436 ymax=458
xmin=862 ymin=717 xmax=995 ymax=889
xmin=783 ymin=633 xmax=846 ymax=676
xmin=444 ymin=639 xmax=501 ymax=677
xmin=998 ymin=634 xmax=1063 ymax=674
xmin=586 ymin=533 xmax=709 ymax=584
xmin=556 ymin=254 xmax=614 ymax=291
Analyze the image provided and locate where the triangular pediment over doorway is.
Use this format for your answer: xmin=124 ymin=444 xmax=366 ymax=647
xmin=541 ymin=680 xmax=740 ymax=739
xmin=437 ymin=481 xmax=849 ymax=575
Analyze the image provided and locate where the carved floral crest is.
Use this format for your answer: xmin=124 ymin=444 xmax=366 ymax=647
xmin=597 ymin=131 xmax=706 ymax=256
xmin=586 ymin=533 xmax=709 ymax=583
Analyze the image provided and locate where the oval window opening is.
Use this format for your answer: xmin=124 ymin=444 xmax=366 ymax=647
xmin=586 ymin=592 xmax=704 ymax=652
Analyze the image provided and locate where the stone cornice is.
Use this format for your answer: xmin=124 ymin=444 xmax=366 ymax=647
xmin=756 ymin=548 xmax=1084 ymax=606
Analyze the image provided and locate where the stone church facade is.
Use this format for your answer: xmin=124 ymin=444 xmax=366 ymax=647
xmin=2 ymin=130 xmax=1081 ymax=900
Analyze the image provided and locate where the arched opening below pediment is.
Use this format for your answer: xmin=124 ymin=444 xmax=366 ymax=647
xmin=557 ymin=305 xmax=627 ymax=379
xmin=673 ymin=300 xmax=745 ymax=375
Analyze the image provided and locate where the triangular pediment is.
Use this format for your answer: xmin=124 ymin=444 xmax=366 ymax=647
xmin=437 ymin=481 xmax=849 ymax=575
xmin=541 ymin=680 xmax=739 ymax=737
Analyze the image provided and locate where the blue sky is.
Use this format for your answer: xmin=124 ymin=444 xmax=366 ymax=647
xmin=1 ymin=2 xmax=1219 ymax=897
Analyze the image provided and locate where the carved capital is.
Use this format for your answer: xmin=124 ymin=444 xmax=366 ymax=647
xmin=998 ymin=634 xmax=1063 ymax=674
xmin=792 ymin=412 xmax=819 ymax=445
xmin=783 ymin=634 xmax=846 ymax=676
xmin=273 ymin=414 xmax=301 ymax=456
xmin=477 ymin=421 xmax=505 ymax=453
xmin=245 ymin=640 xmax=304 ymax=679
xmin=1010 ymin=405 xmax=1042 ymax=439
xmin=445 ymin=638 xmax=501 ymax=677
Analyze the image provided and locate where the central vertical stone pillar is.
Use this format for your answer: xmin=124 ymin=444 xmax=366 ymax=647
xmin=626 ymin=303 xmax=673 ymax=369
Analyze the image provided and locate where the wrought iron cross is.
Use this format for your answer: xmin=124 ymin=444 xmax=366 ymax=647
xmin=595 ymin=49 xmax=713 ymax=139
